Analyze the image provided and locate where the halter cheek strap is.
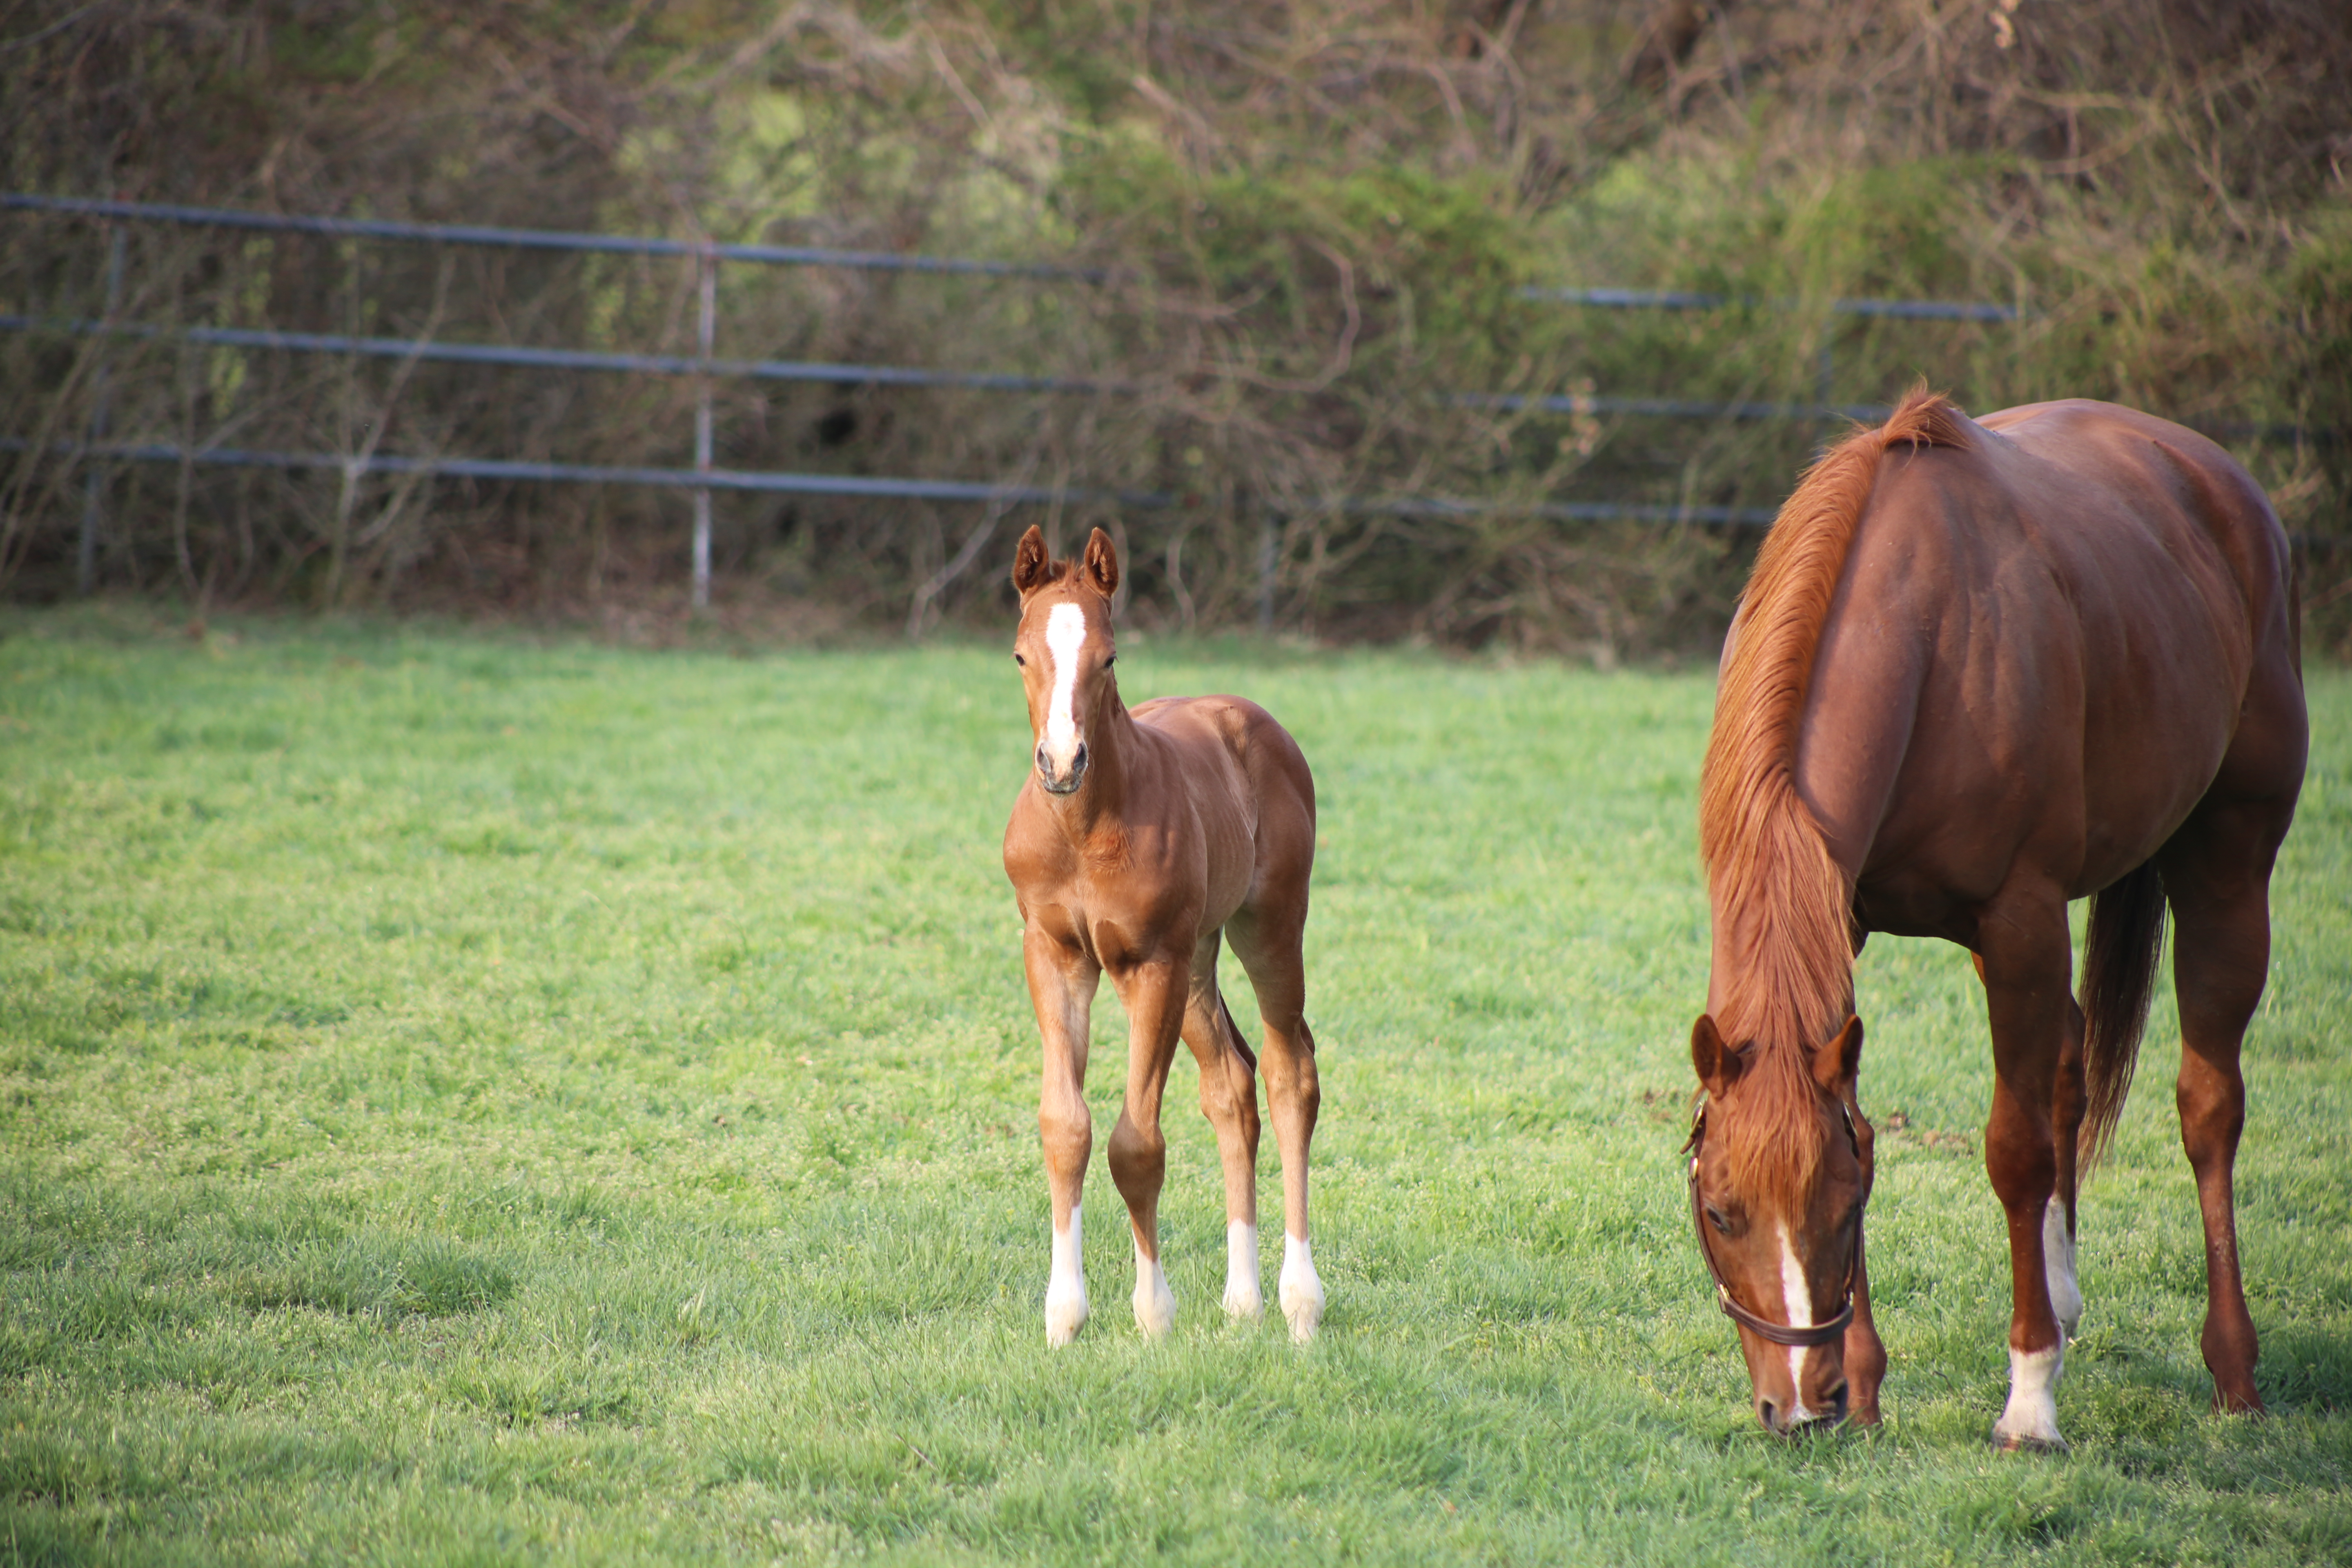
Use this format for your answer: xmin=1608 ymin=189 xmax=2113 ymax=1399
xmin=1687 ymin=1104 xmax=1862 ymax=1350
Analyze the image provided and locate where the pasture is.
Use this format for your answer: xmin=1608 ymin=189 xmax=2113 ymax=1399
xmin=1 ymin=610 xmax=2347 ymax=1565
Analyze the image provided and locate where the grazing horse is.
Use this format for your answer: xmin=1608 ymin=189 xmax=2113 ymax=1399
xmin=1687 ymin=389 xmax=2305 ymax=1447
xmin=1002 ymin=524 xmax=1327 ymax=1345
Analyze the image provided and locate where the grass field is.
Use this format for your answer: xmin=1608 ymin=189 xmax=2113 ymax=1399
xmin=1 ymin=609 xmax=2347 ymax=1566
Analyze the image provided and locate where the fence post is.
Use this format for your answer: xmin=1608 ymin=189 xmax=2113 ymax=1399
xmin=691 ymin=246 xmax=716 ymax=610
xmin=76 ymin=224 xmax=125 ymax=595
xmin=1256 ymin=512 xmax=1277 ymax=634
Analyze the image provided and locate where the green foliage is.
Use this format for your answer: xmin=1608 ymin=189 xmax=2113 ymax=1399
xmin=0 ymin=1 xmax=2345 ymax=648
xmin=0 ymin=612 xmax=2349 ymax=1561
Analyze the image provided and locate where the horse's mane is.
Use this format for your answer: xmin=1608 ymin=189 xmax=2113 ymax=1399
xmin=1699 ymin=385 xmax=1972 ymax=1206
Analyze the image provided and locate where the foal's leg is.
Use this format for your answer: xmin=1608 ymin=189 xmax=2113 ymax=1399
xmin=1228 ymin=906 xmax=1323 ymax=1341
xmin=1975 ymin=886 xmax=2075 ymax=1451
xmin=1178 ymin=929 xmax=1265 ymax=1319
xmin=2158 ymin=795 xmax=2294 ymax=1414
xmin=1106 ymin=953 xmax=1191 ymax=1337
xmin=1025 ymin=927 xmax=1100 ymax=1347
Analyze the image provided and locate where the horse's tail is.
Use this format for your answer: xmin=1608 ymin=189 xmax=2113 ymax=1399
xmin=2077 ymin=859 xmax=2168 ymax=1174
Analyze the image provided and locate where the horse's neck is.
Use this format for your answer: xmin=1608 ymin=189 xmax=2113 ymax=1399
xmin=1051 ymin=695 xmax=1142 ymax=840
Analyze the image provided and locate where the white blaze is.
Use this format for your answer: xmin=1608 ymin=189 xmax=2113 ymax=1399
xmin=1040 ymin=603 xmax=1089 ymax=773
xmin=1779 ymin=1223 xmax=1817 ymax=1422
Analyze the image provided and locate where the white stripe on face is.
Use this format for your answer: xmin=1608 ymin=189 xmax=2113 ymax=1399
xmin=1779 ymin=1222 xmax=1816 ymax=1421
xmin=1041 ymin=602 xmax=1090 ymax=772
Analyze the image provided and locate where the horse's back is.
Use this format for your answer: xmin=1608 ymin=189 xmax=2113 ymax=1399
xmin=1131 ymin=694 xmax=1316 ymax=921
xmin=1806 ymin=399 xmax=2299 ymax=920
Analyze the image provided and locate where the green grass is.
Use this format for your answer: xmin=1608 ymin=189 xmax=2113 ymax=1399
xmin=0 ymin=609 xmax=2347 ymax=1566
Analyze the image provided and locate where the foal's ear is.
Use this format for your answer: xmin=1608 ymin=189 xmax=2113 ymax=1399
xmin=1811 ymin=1015 xmax=1864 ymax=1097
xmin=1011 ymin=525 xmax=1051 ymax=597
xmin=1691 ymin=1014 xmax=1744 ymax=1097
xmin=1080 ymin=526 xmax=1120 ymax=598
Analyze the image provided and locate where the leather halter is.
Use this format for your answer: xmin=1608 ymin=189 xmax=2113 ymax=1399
xmin=1686 ymin=1101 xmax=1863 ymax=1350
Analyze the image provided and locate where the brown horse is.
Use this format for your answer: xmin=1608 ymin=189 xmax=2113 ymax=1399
xmin=1688 ymin=389 xmax=2305 ymax=1447
xmin=1002 ymin=525 xmax=1326 ymax=1345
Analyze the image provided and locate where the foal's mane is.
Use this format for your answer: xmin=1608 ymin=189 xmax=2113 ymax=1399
xmin=1699 ymin=386 xmax=1971 ymax=1204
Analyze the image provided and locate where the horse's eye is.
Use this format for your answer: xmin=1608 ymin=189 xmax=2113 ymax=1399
xmin=1706 ymin=1205 xmax=1734 ymax=1236
xmin=1104 ymin=655 xmax=1116 ymax=668
xmin=1013 ymin=653 xmax=1025 ymax=666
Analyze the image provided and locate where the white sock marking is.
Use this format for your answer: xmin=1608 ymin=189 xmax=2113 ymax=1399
xmin=1045 ymin=1202 xmax=1087 ymax=1347
xmin=1995 ymin=1343 xmax=2067 ymax=1449
xmin=2043 ymin=1202 xmax=2082 ymax=1339
xmin=1278 ymin=1232 xmax=1325 ymax=1342
xmin=1133 ymin=1236 xmax=1176 ymax=1338
xmin=1778 ymin=1222 xmax=1817 ymax=1423
xmin=1223 ymin=1221 xmax=1263 ymax=1319
xmin=1040 ymin=604 xmax=1089 ymax=776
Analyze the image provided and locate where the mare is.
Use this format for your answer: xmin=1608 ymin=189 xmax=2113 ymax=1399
xmin=1002 ymin=524 xmax=1327 ymax=1345
xmin=1687 ymin=389 xmax=2305 ymax=1447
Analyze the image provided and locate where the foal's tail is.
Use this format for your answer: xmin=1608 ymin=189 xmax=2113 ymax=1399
xmin=2078 ymin=859 xmax=2169 ymax=1174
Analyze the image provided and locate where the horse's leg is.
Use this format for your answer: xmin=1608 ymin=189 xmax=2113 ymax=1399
xmin=1975 ymin=949 xmax=2085 ymax=1343
xmin=1844 ymin=1229 xmax=1887 ymax=1426
xmin=1025 ymin=927 xmax=1100 ymax=1347
xmin=1106 ymin=953 xmax=1190 ymax=1338
xmin=1178 ymin=928 xmax=1265 ymax=1320
xmin=1976 ymin=886 xmax=2074 ymax=1451
xmin=2048 ymin=995 xmax=2087 ymax=1341
xmin=2157 ymin=795 xmax=2294 ymax=1414
xmin=1227 ymin=905 xmax=1323 ymax=1341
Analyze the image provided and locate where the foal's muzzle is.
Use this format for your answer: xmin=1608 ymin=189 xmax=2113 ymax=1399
xmin=1036 ymin=740 xmax=1089 ymax=794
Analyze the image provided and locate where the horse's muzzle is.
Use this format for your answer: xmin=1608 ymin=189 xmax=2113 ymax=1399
xmin=1036 ymin=741 xmax=1089 ymax=794
xmin=1758 ymin=1381 xmax=1848 ymax=1435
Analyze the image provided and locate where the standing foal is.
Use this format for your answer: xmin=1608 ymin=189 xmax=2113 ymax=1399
xmin=1002 ymin=525 xmax=1326 ymax=1345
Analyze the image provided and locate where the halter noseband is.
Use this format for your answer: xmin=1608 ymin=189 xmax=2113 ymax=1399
xmin=1686 ymin=1100 xmax=1863 ymax=1351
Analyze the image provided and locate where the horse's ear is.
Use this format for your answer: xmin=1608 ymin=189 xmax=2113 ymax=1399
xmin=1012 ymin=525 xmax=1051 ymax=597
xmin=1812 ymin=1015 xmax=1864 ymax=1096
xmin=1080 ymin=527 xmax=1119 ymax=598
xmin=1691 ymin=1014 xmax=1744 ymax=1097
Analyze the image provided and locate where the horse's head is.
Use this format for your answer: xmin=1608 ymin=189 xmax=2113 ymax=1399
xmin=1009 ymin=523 xmax=1120 ymax=796
xmin=1686 ymin=1011 xmax=1873 ymax=1434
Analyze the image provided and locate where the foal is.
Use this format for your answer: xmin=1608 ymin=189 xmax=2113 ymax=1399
xmin=1002 ymin=524 xmax=1326 ymax=1345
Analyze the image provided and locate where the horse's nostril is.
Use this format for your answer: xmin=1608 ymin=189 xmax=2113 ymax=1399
xmin=1756 ymin=1397 xmax=1782 ymax=1432
xmin=1072 ymin=742 xmax=1089 ymax=773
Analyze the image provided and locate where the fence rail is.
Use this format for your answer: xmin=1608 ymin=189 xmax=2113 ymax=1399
xmin=12 ymin=192 xmax=2307 ymax=621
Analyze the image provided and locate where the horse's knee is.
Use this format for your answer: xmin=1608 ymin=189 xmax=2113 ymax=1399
xmin=1039 ymin=1100 xmax=1091 ymax=1173
xmin=1107 ymin=1115 xmax=1165 ymax=1196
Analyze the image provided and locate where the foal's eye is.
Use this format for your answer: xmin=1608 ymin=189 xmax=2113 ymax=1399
xmin=1013 ymin=653 xmax=1025 ymax=666
xmin=1104 ymin=655 xmax=1116 ymax=668
xmin=1706 ymin=1204 xmax=1734 ymax=1236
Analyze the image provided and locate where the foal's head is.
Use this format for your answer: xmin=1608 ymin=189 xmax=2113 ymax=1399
xmin=1687 ymin=1012 xmax=1873 ymax=1434
xmin=1009 ymin=524 xmax=1121 ymax=795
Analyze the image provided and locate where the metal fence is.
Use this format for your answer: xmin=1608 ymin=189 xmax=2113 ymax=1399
xmin=7 ymin=191 xmax=2273 ymax=617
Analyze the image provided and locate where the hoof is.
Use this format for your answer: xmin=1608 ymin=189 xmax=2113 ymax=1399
xmin=1045 ymin=1285 xmax=1088 ymax=1348
xmin=1133 ymin=1256 xmax=1176 ymax=1339
xmin=1222 ymin=1283 xmax=1263 ymax=1321
xmin=1991 ymin=1428 xmax=2069 ymax=1456
xmin=2214 ymin=1388 xmax=2267 ymax=1417
xmin=1278 ymin=1237 xmax=1325 ymax=1343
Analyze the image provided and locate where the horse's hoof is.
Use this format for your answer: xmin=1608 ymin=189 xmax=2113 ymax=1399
xmin=1222 ymin=1283 xmax=1263 ymax=1321
xmin=1133 ymin=1272 xmax=1176 ymax=1339
xmin=1045 ymin=1285 xmax=1088 ymax=1348
xmin=1278 ymin=1239 xmax=1324 ymax=1342
xmin=1990 ymin=1428 xmax=2069 ymax=1456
